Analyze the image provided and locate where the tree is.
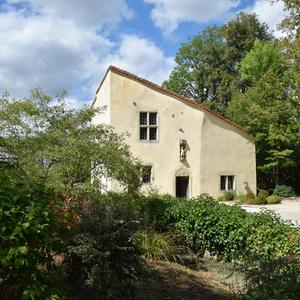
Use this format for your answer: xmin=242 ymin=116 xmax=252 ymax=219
xmin=163 ymin=12 xmax=273 ymax=116
xmin=272 ymin=0 xmax=300 ymax=40
xmin=0 ymin=88 xmax=141 ymax=195
xmin=227 ymin=39 xmax=300 ymax=188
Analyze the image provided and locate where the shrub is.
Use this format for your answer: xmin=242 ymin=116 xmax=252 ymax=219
xmin=243 ymin=191 xmax=261 ymax=204
xmin=273 ymin=185 xmax=295 ymax=197
xmin=255 ymin=191 xmax=268 ymax=205
xmin=224 ymin=190 xmax=235 ymax=201
xmin=246 ymin=191 xmax=255 ymax=200
xmin=64 ymin=198 xmax=147 ymax=299
xmin=137 ymin=193 xmax=175 ymax=229
xmin=0 ymin=170 xmax=69 ymax=300
xmin=233 ymin=255 xmax=300 ymax=300
xmin=251 ymin=194 xmax=266 ymax=205
xmin=217 ymin=195 xmax=225 ymax=201
xmin=140 ymin=229 xmax=196 ymax=264
xmin=266 ymin=195 xmax=281 ymax=204
xmin=238 ymin=194 xmax=246 ymax=203
xmin=149 ymin=193 xmax=300 ymax=262
xmin=258 ymin=189 xmax=269 ymax=198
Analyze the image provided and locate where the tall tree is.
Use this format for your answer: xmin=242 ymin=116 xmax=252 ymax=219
xmin=272 ymin=0 xmax=300 ymax=103
xmin=163 ymin=12 xmax=273 ymax=116
xmin=0 ymin=88 xmax=141 ymax=194
xmin=227 ymin=39 xmax=300 ymax=189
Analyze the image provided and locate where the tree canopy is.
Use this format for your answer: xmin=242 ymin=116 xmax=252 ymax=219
xmin=227 ymin=38 xmax=300 ymax=189
xmin=163 ymin=12 xmax=273 ymax=116
xmin=0 ymin=88 xmax=141 ymax=195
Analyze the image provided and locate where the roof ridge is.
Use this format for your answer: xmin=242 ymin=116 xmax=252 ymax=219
xmin=96 ymin=65 xmax=252 ymax=136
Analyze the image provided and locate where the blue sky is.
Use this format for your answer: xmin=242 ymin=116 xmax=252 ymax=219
xmin=0 ymin=0 xmax=286 ymax=107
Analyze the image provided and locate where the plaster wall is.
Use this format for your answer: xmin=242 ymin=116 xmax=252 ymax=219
xmin=93 ymin=71 xmax=111 ymax=125
xmin=108 ymin=71 xmax=203 ymax=197
xmin=200 ymin=114 xmax=256 ymax=197
xmin=93 ymin=70 xmax=256 ymax=198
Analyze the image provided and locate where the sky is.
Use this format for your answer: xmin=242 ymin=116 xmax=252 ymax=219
xmin=0 ymin=0 xmax=286 ymax=107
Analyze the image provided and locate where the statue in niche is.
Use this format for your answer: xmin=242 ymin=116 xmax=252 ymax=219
xmin=180 ymin=139 xmax=187 ymax=161
xmin=180 ymin=147 xmax=186 ymax=160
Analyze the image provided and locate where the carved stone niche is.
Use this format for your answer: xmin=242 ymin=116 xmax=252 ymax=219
xmin=176 ymin=168 xmax=189 ymax=177
xmin=180 ymin=139 xmax=186 ymax=161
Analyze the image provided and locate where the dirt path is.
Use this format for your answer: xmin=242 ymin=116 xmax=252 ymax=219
xmin=61 ymin=261 xmax=234 ymax=300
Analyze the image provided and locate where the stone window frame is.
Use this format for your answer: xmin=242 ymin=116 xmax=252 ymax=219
xmin=142 ymin=165 xmax=152 ymax=184
xmin=220 ymin=175 xmax=235 ymax=191
xmin=139 ymin=112 xmax=158 ymax=142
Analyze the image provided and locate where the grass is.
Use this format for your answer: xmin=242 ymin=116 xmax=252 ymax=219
xmin=140 ymin=230 xmax=197 ymax=264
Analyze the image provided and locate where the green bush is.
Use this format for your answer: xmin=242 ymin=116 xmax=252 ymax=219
xmin=257 ymin=195 xmax=267 ymax=204
xmin=246 ymin=191 xmax=255 ymax=200
xmin=266 ymin=195 xmax=282 ymax=204
xmin=224 ymin=190 xmax=235 ymax=201
xmin=0 ymin=170 xmax=69 ymax=300
xmin=234 ymin=255 xmax=300 ymax=300
xmin=238 ymin=194 xmax=246 ymax=203
xmin=255 ymin=191 xmax=267 ymax=205
xmin=217 ymin=195 xmax=225 ymax=201
xmin=145 ymin=194 xmax=300 ymax=262
xmin=258 ymin=189 xmax=269 ymax=198
xmin=64 ymin=198 xmax=147 ymax=299
xmin=273 ymin=185 xmax=295 ymax=197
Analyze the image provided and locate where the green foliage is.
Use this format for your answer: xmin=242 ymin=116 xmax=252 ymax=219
xmin=266 ymin=195 xmax=282 ymax=204
xmin=259 ymin=190 xmax=269 ymax=198
xmin=253 ymin=194 xmax=267 ymax=205
xmin=217 ymin=195 xmax=225 ymax=201
xmin=163 ymin=12 xmax=272 ymax=115
xmin=227 ymin=38 xmax=300 ymax=191
xmin=224 ymin=190 xmax=235 ymax=201
xmin=233 ymin=255 xmax=300 ymax=299
xmin=141 ymin=193 xmax=300 ymax=262
xmin=253 ymin=190 xmax=268 ymax=205
xmin=64 ymin=198 xmax=147 ymax=299
xmin=0 ymin=170 xmax=69 ymax=299
xmin=238 ymin=194 xmax=246 ymax=203
xmin=0 ymin=88 xmax=141 ymax=195
xmin=273 ymin=185 xmax=295 ymax=197
xmin=246 ymin=191 xmax=255 ymax=200
xmin=136 ymin=193 xmax=175 ymax=230
xmin=140 ymin=229 xmax=196 ymax=264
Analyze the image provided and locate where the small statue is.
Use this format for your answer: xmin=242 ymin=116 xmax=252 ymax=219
xmin=180 ymin=147 xmax=186 ymax=159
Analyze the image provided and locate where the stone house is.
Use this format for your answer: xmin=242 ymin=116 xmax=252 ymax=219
xmin=92 ymin=66 xmax=256 ymax=199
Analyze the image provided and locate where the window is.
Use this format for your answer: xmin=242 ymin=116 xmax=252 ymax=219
xmin=142 ymin=166 xmax=152 ymax=184
xmin=221 ymin=175 xmax=235 ymax=190
xmin=140 ymin=112 xmax=158 ymax=141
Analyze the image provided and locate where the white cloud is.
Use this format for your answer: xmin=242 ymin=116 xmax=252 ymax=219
xmin=50 ymin=96 xmax=94 ymax=109
xmin=250 ymin=0 xmax=286 ymax=38
xmin=0 ymin=9 xmax=114 ymax=99
xmin=143 ymin=0 xmax=240 ymax=37
xmin=100 ymin=35 xmax=176 ymax=86
xmin=4 ymin=0 xmax=133 ymax=29
xmin=0 ymin=1 xmax=176 ymax=107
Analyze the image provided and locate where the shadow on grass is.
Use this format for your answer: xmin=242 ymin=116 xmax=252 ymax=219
xmin=61 ymin=260 xmax=233 ymax=300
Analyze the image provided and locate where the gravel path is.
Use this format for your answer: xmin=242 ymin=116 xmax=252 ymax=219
xmin=225 ymin=199 xmax=300 ymax=225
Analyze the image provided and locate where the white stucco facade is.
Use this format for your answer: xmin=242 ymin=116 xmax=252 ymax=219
xmin=92 ymin=66 xmax=256 ymax=199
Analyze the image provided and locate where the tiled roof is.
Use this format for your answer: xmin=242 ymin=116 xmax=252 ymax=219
xmin=93 ymin=65 xmax=252 ymax=136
